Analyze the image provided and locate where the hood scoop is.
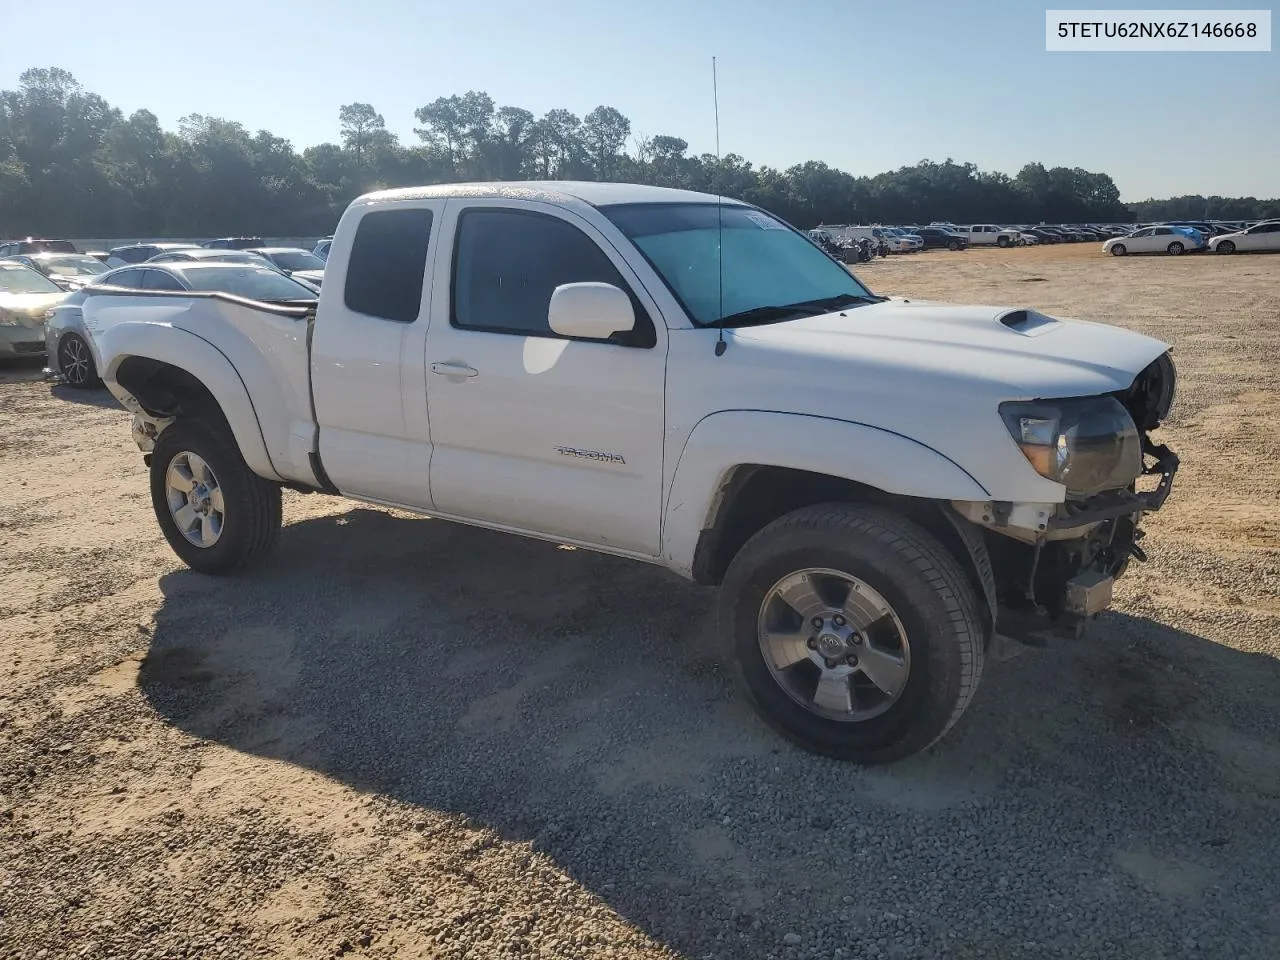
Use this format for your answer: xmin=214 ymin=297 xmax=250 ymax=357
xmin=997 ymin=308 xmax=1059 ymax=336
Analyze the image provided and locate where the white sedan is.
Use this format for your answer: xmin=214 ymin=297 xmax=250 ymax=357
xmin=1208 ymin=220 xmax=1280 ymax=254
xmin=1102 ymin=226 xmax=1203 ymax=256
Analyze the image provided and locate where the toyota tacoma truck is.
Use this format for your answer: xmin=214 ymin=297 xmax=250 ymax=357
xmin=85 ymin=182 xmax=1179 ymax=764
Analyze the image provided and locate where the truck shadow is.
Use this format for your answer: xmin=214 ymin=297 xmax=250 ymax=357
xmin=139 ymin=507 xmax=1280 ymax=958
xmin=0 ymin=356 xmax=47 ymax=384
xmin=50 ymin=382 xmax=122 ymax=409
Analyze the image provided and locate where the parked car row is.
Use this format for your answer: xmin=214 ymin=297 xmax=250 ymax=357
xmin=1102 ymin=219 xmax=1280 ymax=256
xmin=45 ymin=262 xmax=319 ymax=387
xmin=0 ymin=239 xmax=325 ymax=374
xmin=807 ymin=217 xmax=1280 ymax=259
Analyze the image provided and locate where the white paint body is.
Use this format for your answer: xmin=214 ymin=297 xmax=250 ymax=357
xmin=965 ymin=224 xmax=1022 ymax=246
xmin=1207 ymin=220 xmax=1280 ymax=253
xmin=91 ymin=182 xmax=1170 ymax=579
xmin=1103 ymin=226 xmax=1204 ymax=255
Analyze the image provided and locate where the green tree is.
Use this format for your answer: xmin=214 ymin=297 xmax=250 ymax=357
xmin=581 ymin=106 xmax=630 ymax=180
xmin=2 ymin=65 xmax=1275 ymax=239
xmin=339 ymin=103 xmax=397 ymax=167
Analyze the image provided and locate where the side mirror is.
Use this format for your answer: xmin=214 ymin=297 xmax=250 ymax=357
xmin=547 ymin=282 xmax=634 ymax=340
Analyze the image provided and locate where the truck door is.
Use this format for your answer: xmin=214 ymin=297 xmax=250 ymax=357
xmin=311 ymin=201 xmax=444 ymax=506
xmin=423 ymin=199 xmax=667 ymax=556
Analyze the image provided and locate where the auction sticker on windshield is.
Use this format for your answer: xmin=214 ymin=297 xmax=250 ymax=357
xmin=744 ymin=212 xmax=787 ymax=230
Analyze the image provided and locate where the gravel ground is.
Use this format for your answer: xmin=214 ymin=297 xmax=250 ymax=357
xmin=2 ymin=245 xmax=1278 ymax=959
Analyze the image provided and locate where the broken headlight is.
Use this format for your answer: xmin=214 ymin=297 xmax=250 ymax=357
xmin=1000 ymin=396 xmax=1143 ymax=495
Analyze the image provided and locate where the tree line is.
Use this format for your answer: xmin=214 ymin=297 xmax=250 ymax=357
xmin=1 ymin=67 xmax=1275 ymax=239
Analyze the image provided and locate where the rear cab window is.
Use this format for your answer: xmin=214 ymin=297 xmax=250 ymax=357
xmin=343 ymin=208 xmax=435 ymax=322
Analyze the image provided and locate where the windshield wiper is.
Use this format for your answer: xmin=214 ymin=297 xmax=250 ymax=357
xmin=709 ymin=292 xmax=883 ymax=328
xmin=803 ymin=292 xmax=886 ymax=310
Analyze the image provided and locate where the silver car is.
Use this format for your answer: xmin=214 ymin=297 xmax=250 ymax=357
xmin=0 ymin=261 xmax=67 ymax=360
xmin=45 ymin=262 xmax=318 ymax=388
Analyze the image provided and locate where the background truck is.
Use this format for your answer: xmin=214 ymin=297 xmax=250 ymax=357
xmin=963 ymin=223 xmax=1024 ymax=247
xmin=84 ymin=181 xmax=1179 ymax=764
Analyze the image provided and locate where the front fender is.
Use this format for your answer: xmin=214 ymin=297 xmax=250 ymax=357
xmin=98 ymin=323 xmax=281 ymax=482
xmin=661 ymin=410 xmax=990 ymax=576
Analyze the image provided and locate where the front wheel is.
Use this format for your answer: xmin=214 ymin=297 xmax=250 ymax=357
xmin=150 ymin=419 xmax=282 ymax=574
xmin=1110 ymin=243 xmax=1127 ymax=256
xmin=997 ymin=236 xmax=1010 ymax=248
xmin=947 ymin=239 xmax=960 ymax=251
xmin=1167 ymin=241 xmax=1185 ymax=256
xmin=719 ymin=504 xmax=985 ymax=764
xmin=1217 ymin=240 xmax=1235 ymax=254
xmin=58 ymin=333 xmax=100 ymax=389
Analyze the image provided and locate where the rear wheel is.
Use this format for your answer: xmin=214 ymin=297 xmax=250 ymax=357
xmin=150 ymin=419 xmax=282 ymax=574
xmin=1110 ymin=243 xmax=1127 ymax=256
xmin=1167 ymin=241 xmax=1185 ymax=256
xmin=1217 ymin=240 xmax=1236 ymax=254
xmin=58 ymin=333 xmax=100 ymax=389
xmin=719 ymin=504 xmax=985 ymax=764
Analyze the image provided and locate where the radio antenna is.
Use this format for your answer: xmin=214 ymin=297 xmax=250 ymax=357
xmin=713 ymin=56 xmax=727 ymax=357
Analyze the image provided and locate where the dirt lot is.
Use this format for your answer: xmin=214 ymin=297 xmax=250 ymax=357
xmin=2 ymin=245 xmax=1278 ymax=960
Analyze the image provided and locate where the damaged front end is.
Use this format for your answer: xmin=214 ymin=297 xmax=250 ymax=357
xmin=955 ymin=350 xmax=1179 ymax=640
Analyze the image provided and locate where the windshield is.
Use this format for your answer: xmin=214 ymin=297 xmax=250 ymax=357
xmin=178 ymin=266 xmax=317 ymax=300
xmin=39 ymin=255 xmax=109 ymax=278
xmin=267 ymin=251 xmax=325 ymax=272
xmin=602 ymin=203 xmax=872 ymax=327
xmin=25 ymin=240 xmax=77 ymax=254
xmin=0 ymin=262 xmax=63 ymax=294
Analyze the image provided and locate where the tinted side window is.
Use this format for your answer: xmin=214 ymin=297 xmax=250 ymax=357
xmin=344 ymin=208 xmax=433 ymax=323
xmin=107 ymin=269 xmax=145 ymax=288
xmin=142 ymin=269 xmax=185 ymax=291
xmin=452 ymin=208 xmax=651 ymax=346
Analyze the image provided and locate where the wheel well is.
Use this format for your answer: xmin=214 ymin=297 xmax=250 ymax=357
xmin=114 ymin=357 xmax=229 ymax=430
xmin=690 ymin=465 xmax=994 ymax=630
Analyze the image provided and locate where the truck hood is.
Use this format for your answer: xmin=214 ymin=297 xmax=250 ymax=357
xmin=733 ymin=299 xmax=1168 ymax=399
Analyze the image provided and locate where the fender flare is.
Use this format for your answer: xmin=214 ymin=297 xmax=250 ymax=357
xmin=98 ymin=323 xmax=281 ymax=482
xmin=661 ymin=410 xmax=990 ymax=577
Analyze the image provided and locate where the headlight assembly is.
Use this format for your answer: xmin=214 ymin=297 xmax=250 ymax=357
xmin=1000 ymin=396 xmax=1143 ymax=495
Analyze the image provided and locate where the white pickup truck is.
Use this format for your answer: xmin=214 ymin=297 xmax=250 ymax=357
xmin=964 ymin=224 xmax=1024 ymax=248
xmin=88 ymin=181 xmax=1179 ymax=764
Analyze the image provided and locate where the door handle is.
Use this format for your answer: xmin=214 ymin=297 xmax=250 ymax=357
xmin=430 ymin=362 xmax=478 ymax=378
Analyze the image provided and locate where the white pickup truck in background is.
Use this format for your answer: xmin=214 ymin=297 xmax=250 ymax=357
xmin=84 ymin=181 xmax=1180 ymax=764
xmin=964 ymin=224 xmax=1024 ymax=247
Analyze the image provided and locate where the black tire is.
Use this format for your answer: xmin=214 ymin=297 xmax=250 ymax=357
xmin=58 ymin=333 xmax=100 ymax=389
xmin=719 ymin=503 xmax=985 ymax=764
xmin=1217 ymin=240 xmax=1235 ymax=254
xmin=1110 ymin=243 xmax=1127 ymax=256
xmin=997 ymin=236 xmax=1011 ymax=248
xmin=1167 ymin=241 xmax=1184 ymax=256
xmin=150 ymin=419 xmax=282 ymax=575
xmin=947 ymin=239 xmax=960 ymax=251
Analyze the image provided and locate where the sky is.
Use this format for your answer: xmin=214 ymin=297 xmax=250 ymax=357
xmin=2 ymin=0 xmax=1276 ymax=200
